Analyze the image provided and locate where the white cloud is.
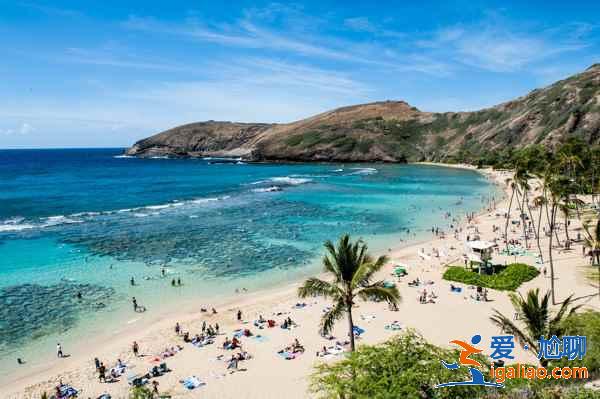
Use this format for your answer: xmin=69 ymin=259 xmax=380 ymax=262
xmin=344 ymin=17 xmax=376 ymax=33
xmin=1 ymin=122 xmax=34 ymax=136
xmin=122 ymin=12 xmax=448 ymax=76
xmin=417 ymin=20 xmax=592 ymax=72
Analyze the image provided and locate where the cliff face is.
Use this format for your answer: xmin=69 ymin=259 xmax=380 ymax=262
xmin=126 ymin=64 xmax=600 ymax=162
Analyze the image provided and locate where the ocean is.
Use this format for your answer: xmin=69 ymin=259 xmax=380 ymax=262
xmin=0 ymin=148 xmax=499 ymax=373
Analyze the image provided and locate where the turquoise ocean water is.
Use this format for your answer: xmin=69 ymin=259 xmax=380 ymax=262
xmin=0 ymin=148 xmax=499 ymax=374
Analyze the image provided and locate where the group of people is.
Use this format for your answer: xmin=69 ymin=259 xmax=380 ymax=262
xmin=282 ymin=338 xmax=305 ymax=354
xmin=94 ymin=357 xmax=126 ymax=383
xmin=418 ymin=288 xmax=437 ymax=304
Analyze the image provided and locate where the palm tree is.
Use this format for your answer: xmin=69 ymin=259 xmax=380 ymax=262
xmin=583 ymin=219 xmax=600 ymax=266
xmin=298 ymin=235 xmax=400 ymax=351
xmin=583 ymin=219 xmax=600 ymax=297
xmin=559 ymin=203 xmax=571 ymax=243
xmin=490 ymin=289 xmax=580 ymax=367
xmin=504 ymin=178 xmax=517 ymax=250
xmin=533 ymin=195 xmax=546 ymax=261
xmin=558 ymin=152 xmax=583 ymax=180
xmin=514 ymin=166 xmax=531 ymax=249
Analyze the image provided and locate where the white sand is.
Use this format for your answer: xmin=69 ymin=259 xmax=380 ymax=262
xmin=3 ymin=164 xmax=599 ymax=399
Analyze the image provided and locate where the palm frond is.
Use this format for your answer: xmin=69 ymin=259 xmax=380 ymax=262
xmin=356 ymin=283 xmax=400 ymax=305
xmin=298 ymin=278 xmax=341 ymax=299
xmin=320 ymin=299 xmax=346 ymax=336
xmin=490 ymin=309 xmax=537 ymax=353
xmin=350 ymin=255 xmax=388 ymax=289
xmin=549 ymin=294 xmax=582 ymax=334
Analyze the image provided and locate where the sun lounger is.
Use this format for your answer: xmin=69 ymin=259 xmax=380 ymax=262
xmin=385 ymin=321 xmax=402 ymax=331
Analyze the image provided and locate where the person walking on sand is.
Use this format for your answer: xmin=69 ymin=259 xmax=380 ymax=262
xmin=132 ymin=296 xmax=138 ymax=311
xmin=56 ymin=343 xmax=63 ymax=358
xmin=98 ymin=362 xmax=106 ymax=383
xmin=132 ymin=341 xmax=139 ymax=357
xmin=237 ymin=309 xmax=242 ymax=322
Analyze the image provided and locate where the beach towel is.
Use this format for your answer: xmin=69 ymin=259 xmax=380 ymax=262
xmin=57 ymin=385 xmax=78 ymax=399
xmin=110 ymin=364 xmax=126 ymax=377
xmin=352 ymin=326 xmax=365 ymax=336
xmin=252 ymin=335 xmax=268 ymax=343
xmin=182 ymin=376 xmax=205 ymax=390
xmin=278 ymin=351 xmax=298 ymax=360
xmin=233 ymin=330 xmax=244 ymax=338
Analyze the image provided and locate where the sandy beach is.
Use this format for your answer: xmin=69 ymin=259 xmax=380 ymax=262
xmin=3 ymin=164 xmax=599 ymax=399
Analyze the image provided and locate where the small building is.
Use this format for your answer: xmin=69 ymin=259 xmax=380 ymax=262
xmin=464 ymin=240 xmax=495 ymax=272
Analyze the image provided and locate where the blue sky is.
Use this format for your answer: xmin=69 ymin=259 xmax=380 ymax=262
xmin=0 ymin=1 xmax=599 ymax=148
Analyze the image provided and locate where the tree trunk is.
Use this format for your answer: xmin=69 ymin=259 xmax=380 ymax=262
xmin=347 ymin=303 xmax=356 ymax=352
xmin=525 ymin=191 xmax=537 ymax=240
xmin=549 ymin=203 xmax=557 ymax=305
xmin=505 ymin=188 xmax=515 ymax=249
xmin=536 ymin=203 xmax=544 ymax=262
xmin=564 ymin=210 xmax=571 ymax=243
xmin=545 ymin=192 xmax=560 ymax=246
xmin=517 ymin=189 xmax=529 ymax=249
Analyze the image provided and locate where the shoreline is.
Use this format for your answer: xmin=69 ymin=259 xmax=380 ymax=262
xmin=1 ymin=163 xmax=521 ymax=398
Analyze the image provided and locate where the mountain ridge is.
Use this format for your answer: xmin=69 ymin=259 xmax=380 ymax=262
xmin=126 ymin=64 xmax=600 ymax=163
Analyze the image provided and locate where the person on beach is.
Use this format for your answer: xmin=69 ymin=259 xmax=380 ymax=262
xmin=56 ymin=343 xmax=63 ymax=358
xmin=215 ymin=323 xmax=220 ymax=334
xmin=98 ymin=362 xmax=106 ymax=383
xmin=17 ymin=358 xmax=24 ymax=365
xmin=130 ymin=277 xmax=135 ymax=286
xmin=132 ymin=341 xmax=139 ymax=357
xmin=171 ymin=279 xmax=176 ymax=287
xmin=132 ymin=297 xmax=138 ymax=311
xmin=177 ymin=278 xmax=181 ymax=285
xmin=161 ymin=267 xmax=166 ymax=277
xmin=175 ymin=322 xmax=181 ymax=335
xmin=212 ymin=307 xmax=218 ymax=314
xmin=94 ymin=357 xmax=100 ymax=370
xmin=237 ymin=309 xmax=242 ymax=321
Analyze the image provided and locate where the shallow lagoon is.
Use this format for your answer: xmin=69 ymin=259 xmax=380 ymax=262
xmin=0 ymin=148 xmax=500 ymax=371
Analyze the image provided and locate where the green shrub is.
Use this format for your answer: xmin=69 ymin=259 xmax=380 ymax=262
xmin=311 ymin=329 xmax=487 ymax=399
xmin=555 ymin=310 xmax=600 ymax=378
xmin=443 ymin=263 xmax=539 ymax=291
